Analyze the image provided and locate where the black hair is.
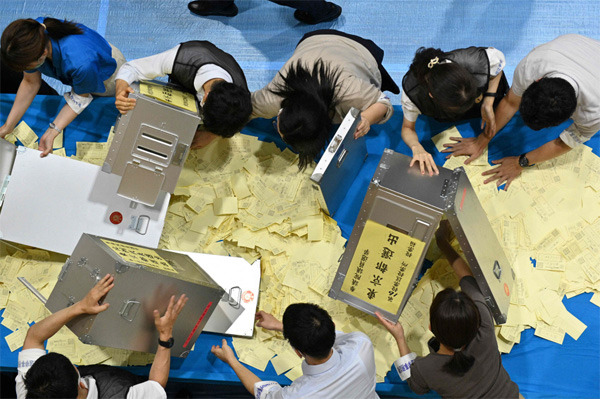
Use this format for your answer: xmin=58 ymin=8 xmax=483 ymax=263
xmin=270 ymin=59 xmax=341 ymax=171
xmin=519 ymin=77 xmax=577 ymax=130
xmin=202 ymin=81 xmax=252 ymax=138
xmin=282 ymin=303 xmax=335 ymax=359
xmin=430 ymin=288 xmax=480 ymax=376
xmin=411 ymin=47 xmax=478 ymax=114
xmin=24 ymin=352 xmax=79 ymax=398
xmin=1 ymin=18 xmax=82 ymax=72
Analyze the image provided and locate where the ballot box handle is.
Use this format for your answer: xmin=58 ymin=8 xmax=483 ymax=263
xmin=337 ymin=149 xmax=348 ymax=168
xmin=228 ymin=286 xmax=241 ymax=309
xmin=119 ymin=299 xmax=141 ymax=322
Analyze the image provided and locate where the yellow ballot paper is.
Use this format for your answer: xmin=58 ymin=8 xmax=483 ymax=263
xmin=140 ymin=82 xmax=198 ymax=113
xmin=341 ymin=220 xmax=425 ymax=314
xmin=101 ymin=239 xmax=178 ymax=274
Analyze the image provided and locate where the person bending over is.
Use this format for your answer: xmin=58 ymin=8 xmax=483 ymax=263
xmin=15 ymin=274 xmax=188 ymax=399
xmin=115 ymin=41 xmax=252 ymax=149
xmin=252 ymin=29 xmax=399 ymax=170
xmin=455 ymin=34 xmax=599 ymax=190
xmin=0 ymin=17 xmax=125 ymax=156
xmin=212 ymin=302 xmax=380 ymax=398
xmin=401 ymin=46 xmax=508 ymax=175
xmin=377 ymin=221 xmax=520 ymax=398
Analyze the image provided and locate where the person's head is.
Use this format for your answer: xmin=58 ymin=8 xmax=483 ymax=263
xmin=430 ymin=288 xmax=480 ymax=376
xmin=271 ymin=59 xmax=340 ymax=171
xmin=23 ymin=352 xmax=81 ymax=398
xmin=411 ymin=47 xmax=478 ymax=115
xmin=519 ymin=77 xmax=577 ymax=131
xmin=282 ymin=303 xmax=335 ymax=359
xmin=1 ymin=17 xmax=82 ymax=72
xmin=202 ymin=81 xmax=252 ymax=138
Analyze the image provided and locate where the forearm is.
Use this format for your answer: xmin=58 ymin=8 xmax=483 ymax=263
xmin=229 ymin=359 xmax=262 ymax=395
xmin=3 ymin=76 xmax=41 ymax=131
xmin=394 ymin=334 xmax=411 ymax=357
xmin=491 ymin=93 xmax=519 ymax=138
xmin=526 ymin=138 xmax=572 ymax=164
xmin=24 ymin=303 xmax=83 ymax=349
xmin=487 ymin=72 xmax=503 ymax=95
xmin=437 ymin=240 xmax=472 ymax=278
xmin=52 ymin=102 xmax=81 ymax=130
xmin=401 ymin=121 xmax=422 ymax=150
xmin=362 ymin=102 xmax=389 ymax=125
xmin=148 ymin=345 xmax=171 ymax=388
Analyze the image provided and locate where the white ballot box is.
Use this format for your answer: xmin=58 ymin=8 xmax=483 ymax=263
xmin=103 ymin=81 xmax=201 ymax=206
xmin=0 ymin=141 xmax=169 ymax=255
xmin=45 ymin=234 xmax=226 ymax=358
xmin=329 ymin=149 xmax=514 ymax=324
xmin=310 ymin=108 xmax=367 ymax=216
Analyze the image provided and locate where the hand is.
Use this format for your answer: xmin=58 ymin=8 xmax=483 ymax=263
xmin=480 ymin=101 xmax=496 ymax=137
xmin=354 ymin=115 xmax=371 ymax=139
xmin=481 ymin=156 xmax=522 ymax=191
xmin=211 ymin=338 xmax=237 ymax=365
xmin=191 ymin=128 xmax=218 ymax=149
xmin=0 ymin=124 xmax=13 ymax=139
xmin=441 ymin=135 xmax=488 ymax=165
xmin=255 ymin=310 xmax=283 ymax=332
xmin=375 ymin=312 xmax=405 ymax=341
xmin=77 ymin=274 xmax=114 ymax=315
xmin=154 ymin=294 xmax=188 ymax=340
xmin=434 ymin=219 xmax=454 ymax=248
xmin=115 ymin=80 xmax=136 ymax=114
xmin=409 ymin=145 xmax=439 ymax=176
xmin=38 ymin=127 xmax=59 ymax=157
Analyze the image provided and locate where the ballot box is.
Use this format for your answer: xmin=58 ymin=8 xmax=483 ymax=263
xmin=0 ymin=142 xmax=169 ymax=255
xmin=103 ymin=81 xmax=201 ymax=206
xmin=45 ymin=234 xmax=225 ymax=358
xmin=329 ymin=149 xmax=514 ymax=324
xmin=310 ymin=108 xmax=367 ymax=216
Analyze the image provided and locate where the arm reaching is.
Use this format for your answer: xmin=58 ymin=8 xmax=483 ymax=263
xmin=148 ymin=294 xmax=188 ymax=388
xmin=435 ymin=220 xmax=472 ymax=279
xmin=114 ymin=79 xmax=136 ymax=114
xmin=0 ymin=72 xmax=42 ymax=138
xmin=23 ymin=274 xmax=114 ymax=350
xmin=354 ymin=102 xmax=389 ymax=138
xmin=255 ymin=310 xmax=283 ymax=332
xmin=211 ymin=339 xmax=261 ymax=395
xmin=401 ymin=117 xmax=439 ymax=176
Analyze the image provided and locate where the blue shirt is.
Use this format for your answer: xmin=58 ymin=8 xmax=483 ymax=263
xmin=27 ymin=17 xmax=116 ymax=94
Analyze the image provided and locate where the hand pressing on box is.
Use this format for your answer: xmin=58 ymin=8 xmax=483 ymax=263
xmin=115 ymin=79 xmax=136 ymax=114
xmin=255 ymin=310 xmax=283 ymax=332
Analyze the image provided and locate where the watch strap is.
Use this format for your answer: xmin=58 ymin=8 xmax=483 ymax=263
xmin=518 ymin=153 xmax=530 ymax=168
xmin=158 ymin=337 xmax=174 ymax=348
xmin=49 ymin=122 xmax=63 ymax=135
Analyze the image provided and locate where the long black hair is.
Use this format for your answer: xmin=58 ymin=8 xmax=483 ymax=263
xmin=411 ymin=47 xmax=478 ymax=114
xmin=430 ymin=288 xmax=480 ymax=376
xmin=1 ymin=17 xmax=82 ymax=72
xmin=270 ymin=59 xmax=340 ymax=171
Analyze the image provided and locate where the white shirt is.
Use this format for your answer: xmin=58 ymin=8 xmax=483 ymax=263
xmin=401 ymin=47 xmax=506 ymax=122
xmin=116 ymin=44 xmax=233 ymax=104
xmin=254 ymin=332 xmax=379 ymax=399
xmin=511 ymin=34 xmax=600 ymax=148
xmin=15 ymin=348 xmax=166 ymax=399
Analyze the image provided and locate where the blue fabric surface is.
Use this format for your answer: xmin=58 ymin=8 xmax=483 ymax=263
xmin=2 ymin=93 xmax=600 ymax=397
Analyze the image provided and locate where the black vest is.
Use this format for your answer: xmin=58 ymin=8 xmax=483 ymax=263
xmin=402 ymin=47 xmax=490 ymax=122
xmin=78 ymin=364 xmax=147 ymax=399
xmin=169 ymin=41 xmax=248 ymax=93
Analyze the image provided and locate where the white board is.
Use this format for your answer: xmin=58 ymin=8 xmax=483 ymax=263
xmin=0 ymin=147 xmax=169 ymax=255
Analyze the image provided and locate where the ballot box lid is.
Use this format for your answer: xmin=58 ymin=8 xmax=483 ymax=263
xmin=0 ymin=140 xmax=16 ymax=208
xmin=329 ymin=150 xmax=513 ymax=325
xmin=310 ymin=108 xmax=367 ymax=216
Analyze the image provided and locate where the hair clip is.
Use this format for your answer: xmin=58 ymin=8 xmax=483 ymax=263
xmin=428 ymin=57 xmax=440 ymax=69
xmin=453 ymin=347 xmax=463 ymax=352
xmin=40 ymin=23 xmax=47 ymax=30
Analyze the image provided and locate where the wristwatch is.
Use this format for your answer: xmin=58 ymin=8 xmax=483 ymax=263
xmin=48 ymin=122 xmax=63 ymax=135
xmin=518 ymin=153 xmax=531 ymax=168
xmin=158 ymin=337 xmax=174 ymax=348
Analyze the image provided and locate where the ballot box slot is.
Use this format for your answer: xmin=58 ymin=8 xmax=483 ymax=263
xmin=141 ymin=132 xmax=173 ymax=146
xmin=136 ymin=145 xmax=169 ymax=160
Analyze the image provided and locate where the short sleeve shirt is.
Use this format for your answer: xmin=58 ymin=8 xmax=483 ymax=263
xmin=511 ymin=34 xmax=600 ymax=147
xmin=254 ymin=332 xmax=380 ymax=399
xmin=15 ymin=349 xmax=166 ymax=399
xmin=29 ymin=17 xmax=117 ymax=94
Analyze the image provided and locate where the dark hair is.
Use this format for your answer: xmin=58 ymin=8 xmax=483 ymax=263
xmin=282 ymin=303 xmax=335 ymax=359
xmin=202 ymin=81 xmax=252 ymax=138
xmin=519 ymin=77 xmax=577 ymax=130
xmin=1 ymin=17 xmax=82 ymax=72
xmin=430 ymin=288 xmax=480 ymax=376
xmin=271 ymin=59 xmax=340 ymax=171
xmin=411 ymin=47 xmax=478 ymax=114
xmin=24 ymin=352 xmax=79 ymax=398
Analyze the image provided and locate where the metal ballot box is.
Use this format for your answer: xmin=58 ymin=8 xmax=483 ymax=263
xmin=103 ymin=81 xmax=201 ymax=206
xmin=46 ymin=234 xmax=224 ymax=358
xmin=310 ymin=108 xmax=367 ymax=216
xmin=329 ymin=149 xmax=514 ymax=324
xmin=0 ymin=143 xmax=169 ymax=255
